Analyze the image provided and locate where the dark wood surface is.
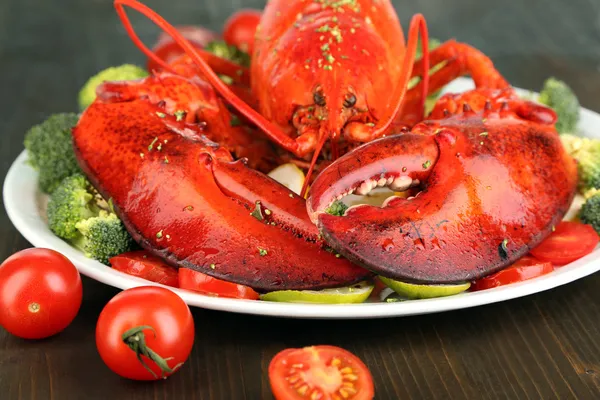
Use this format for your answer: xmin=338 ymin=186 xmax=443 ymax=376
xmin=1 ymin=0 xmax=600 ymax=399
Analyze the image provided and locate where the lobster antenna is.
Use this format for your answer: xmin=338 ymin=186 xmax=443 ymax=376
xmin=301 ymin=126 xmax=331 ymax=197
xmin=371 ymin=14 xmax=430 ymax=137
xmin=114 ymin=3 xmax=176 ymax=75
xmin=113 ymin=0 xmax=299 ymax=153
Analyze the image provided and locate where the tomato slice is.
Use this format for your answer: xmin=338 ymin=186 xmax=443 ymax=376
xmin=178 ymin=268 xmax=259 ymax=300
xmin=269 ymin=345 xmax=375 ymax=400
xmin=149 ymin=26 xmax=220 ymax=72
xmin=530 ymin=221 xmax=599 ymax=265
xmin=110 ymin=251 xmax=179 ymax=287
xmin=471 ymin=255 xmax=554 ymax=291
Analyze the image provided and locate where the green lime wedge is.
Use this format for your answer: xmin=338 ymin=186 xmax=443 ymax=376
xmin=260 ymin=281 xmax=374 ymax=304
xmin=379 ymin=277 xmax=470 ymax=299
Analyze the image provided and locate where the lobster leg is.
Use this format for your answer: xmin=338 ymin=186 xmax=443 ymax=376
xmin=398 ymin=40 xmax=511 ymax=123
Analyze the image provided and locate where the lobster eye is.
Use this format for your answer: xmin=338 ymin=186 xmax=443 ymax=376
xmin=343 ymin=94 xmax=357 ymax=108
xmin=313 ymin=92 xmax=326 ymax=107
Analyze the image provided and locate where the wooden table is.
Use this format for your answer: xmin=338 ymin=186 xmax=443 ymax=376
xmin=1 ymin=0 xmax=599 ymax=398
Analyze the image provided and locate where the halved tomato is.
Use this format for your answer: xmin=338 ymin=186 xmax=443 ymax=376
xmin=269 ymin=345 xmax=375 ymax=400
xmin=110 ymin=251 xmax=179 ymax=287
xmin=178 ymin=268 xmax=259 ymax=300
xmin=471 ymin=255 xmax=553 ymax=291
xmin=530 ymin=221 xmax=599 ymax=265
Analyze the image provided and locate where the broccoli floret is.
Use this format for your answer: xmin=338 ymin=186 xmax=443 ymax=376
xmin=560 ymin=134 xmax=600 ymax=192
xmin=325 ymin=200 xmax=349 ymax=216
xmin=79 ymin=64 xmax=148 ymax=110
xmin=579 ymin=189 xmax=600 ymax=234
xmin=47 ymin=174 xmax=99 ymax=240
xmin=205 ymin=40 xmax=250 ymax=68
xmin=24 ymin=113 xmax=81 ymax=194
xmin=47 ymin=174 xmax=135 ymax=263
xmin=539 ymin=77 xmax=580 ymax=133
xmin=73 ymin=211 xmax=135 ymax=265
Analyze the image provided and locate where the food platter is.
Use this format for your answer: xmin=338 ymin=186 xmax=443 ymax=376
xmin=4 ymin=77 xmax=600 ymax=319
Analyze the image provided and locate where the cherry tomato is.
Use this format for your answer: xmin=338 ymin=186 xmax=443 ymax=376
xmin=471 ymin=255 xmax=554 ymax=291
xmin=96 ymin=286 xmax=194 ymax=380
xmin=269 ymin=345 xmax=375 ymax=400
xmin=149 ymin=25 xmax=220 ymax=72
xmin=223 ymin=9 xmax=262 ymax=54
xmin=530 ymin=221 xmax=599 ymax=265
xmin=110 ymin=251 xmax=179 ymax=287
xmin=0 ymin=248 xmax=82 ymax=339
xmin=178 ymin=268 xmax=259 ymax=300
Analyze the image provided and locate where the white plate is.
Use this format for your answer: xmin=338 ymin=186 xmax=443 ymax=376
xmin=4 ymin=78 xmax=600 ymax=319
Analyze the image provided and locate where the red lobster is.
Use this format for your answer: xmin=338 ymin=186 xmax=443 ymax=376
xmin=72 ymin=0 xmax=577 ymax=290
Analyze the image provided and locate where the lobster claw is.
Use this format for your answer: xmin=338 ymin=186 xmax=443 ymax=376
xmin=307 ymin=106 xmax=578 ymax=284
xmin=73 ymin=99 xmax=370 ymax=291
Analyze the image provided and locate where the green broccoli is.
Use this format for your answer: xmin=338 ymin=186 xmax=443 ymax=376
xmin=73 ymin=211 xmax=135 ymax=265
xmin=538 ymin=77 xmax=580 ymax=133
xmin=47 ymin=174 xmax=135 ymax=264
xmin=325 ymin=200 xmax=349 ymax=216
xmin=560 ymin=134 xmax=600 ymax=192
xmin=78 ymin=64 xmax=148 ymax=110
xmin=579 ymin=189 xmax=600 ymax=234
xmin=205 ymin=40 xmax=251 ymax=68
xmin=47 ymin=174 xmax=100 ymax=240
xmin=24 ymin=113 xmax=81 ymax=194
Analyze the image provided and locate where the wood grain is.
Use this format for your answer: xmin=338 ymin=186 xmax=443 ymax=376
xmin=1 ymin=0 xmax=599 ymax=399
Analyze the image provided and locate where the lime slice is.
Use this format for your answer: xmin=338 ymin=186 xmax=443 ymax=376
xmin=379 ymin=277 xmax=470 ymax=299
xmin=260 ymin=281 xmax=374 ymax=304
xmin=268 ymin=163 xmax=305 ymax=195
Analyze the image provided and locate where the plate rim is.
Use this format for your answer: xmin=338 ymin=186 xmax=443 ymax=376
xmin=4 ymin=77 xmax=600 ymax=319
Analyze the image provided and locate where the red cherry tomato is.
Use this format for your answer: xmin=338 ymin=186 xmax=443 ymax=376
xmin=471 ymin=255 xmax=554 ymax=291
xmin=96 ymin=286 xmax=194 ymax=380
xmin=0 ymin=248 xmax=82 ymax=339
xmin=223 ymin=9 xmax=262 ymax=54
xmin=530 ymin=221 xmax=599 ymax=265
xmin=269 ymin=345 xmax=375 ymax=400
xmin=110 ymin=251 xmax=179 ymax=287
xmin=178 ymin=268 xmax=259 ymax=300
xmin=149 ymin=25 xmax=220 ymax=72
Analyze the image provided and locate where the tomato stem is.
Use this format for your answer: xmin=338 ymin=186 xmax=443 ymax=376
xmin=121 ymin=325 xmax=182 ymax=379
